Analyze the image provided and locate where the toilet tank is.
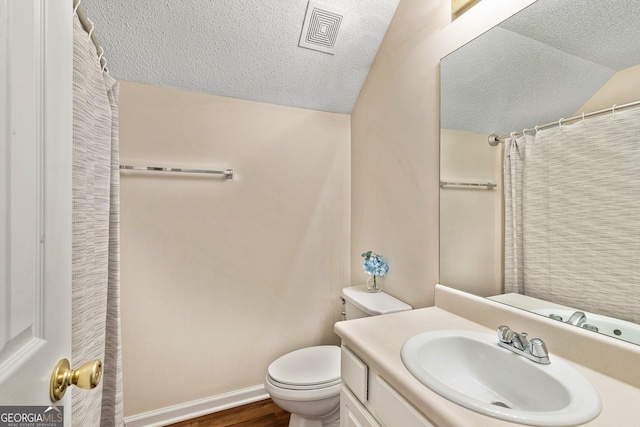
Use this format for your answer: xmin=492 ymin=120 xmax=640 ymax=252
xmin=342 ymin=285 xmax=412 ymax=320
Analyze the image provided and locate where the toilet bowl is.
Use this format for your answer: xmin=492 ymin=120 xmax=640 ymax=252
xmin=264 ymin=345 xmax=341 ymax=427
xmin=264 ymin=286 xmax=412 ymax=427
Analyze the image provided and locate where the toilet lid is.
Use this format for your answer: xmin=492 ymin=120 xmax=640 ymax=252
xmin=267 ymin=345 xmax=340 ymax=387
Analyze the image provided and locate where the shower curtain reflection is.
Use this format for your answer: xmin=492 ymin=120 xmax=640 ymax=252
xmin=504 ymin=107 xmax=640 ymax=325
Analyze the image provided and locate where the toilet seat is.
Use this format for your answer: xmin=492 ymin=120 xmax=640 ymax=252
xmin=267 ymin=345 xmax=340 ymax=390
xmin=267 ymin=376 xmax=341 ymax=390
xmin=265 ymin=373 xmax=341 ymax=403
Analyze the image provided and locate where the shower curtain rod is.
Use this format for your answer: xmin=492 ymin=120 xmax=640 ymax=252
xmin=73 ymin=0 xmax=108 ymax=72
xmin=487 ymin=99 xmax=640 ymax=146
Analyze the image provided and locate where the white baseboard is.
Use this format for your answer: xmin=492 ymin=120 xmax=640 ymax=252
xmin=123 ymin=385 xmax=269 ymax=427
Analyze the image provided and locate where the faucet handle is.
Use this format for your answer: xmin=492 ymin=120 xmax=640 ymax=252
xmin=567 ymin=311 xmax=587 ymax=327
xmin=497 ymin=325 xmax=513 ymax=343
xmin=529 ymin=338 xmax=548 ymax=358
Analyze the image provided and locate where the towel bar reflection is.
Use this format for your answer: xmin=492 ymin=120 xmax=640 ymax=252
xmin=440 ymin=181 xmax=496 ymax=189
xmin=119 ymin=165 xmax=234 ymax=179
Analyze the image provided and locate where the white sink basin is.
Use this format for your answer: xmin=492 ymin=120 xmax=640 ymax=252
xmin=401 ymin=330 xmax=601 ymax=426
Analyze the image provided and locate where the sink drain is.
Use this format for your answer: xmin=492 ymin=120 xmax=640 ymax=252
xmin=492 ymin=401 xmax=511 ymax=408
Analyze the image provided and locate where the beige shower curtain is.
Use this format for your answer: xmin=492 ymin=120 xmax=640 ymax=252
xmin=504 ymin=107 xmax=640 ymax=324
xmin=72 ymin=11 xmax=123 ymax=427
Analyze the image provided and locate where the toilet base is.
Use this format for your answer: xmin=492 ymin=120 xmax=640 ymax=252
xmin=288 ymin=407 xmax=339 ymax=427
xmin=266 ymin=376 xmax=340 ymax=427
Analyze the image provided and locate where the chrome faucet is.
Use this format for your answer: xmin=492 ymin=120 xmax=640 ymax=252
xmin=566 ymin=311 xmax=587 ymax=326
xmin=548 ymin=311 xmax=597 ymax=331
xmin=497 ymin=325 xmax=550 ymax=364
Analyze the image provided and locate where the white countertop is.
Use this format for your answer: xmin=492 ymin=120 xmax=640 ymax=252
xmin=334 ymin=286 xmax=640 ymax=427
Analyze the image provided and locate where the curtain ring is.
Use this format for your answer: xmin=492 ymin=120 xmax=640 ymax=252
xmin=581 ymin=113 xmax=586 ymax=125
xmin=97 ymin=46 xmax=104 ymax=64
xmin=558 ymin=118 xmax=564 ymax=128
xmin=612 ymin=104 xmax=617 ymax=118
xmin=73 ymin=0 xmax=82 ymax=16
xmin=87 ymin=19 xmax=95 ymax=38
xmin=534 ymin=125 xmax=540 ymax=134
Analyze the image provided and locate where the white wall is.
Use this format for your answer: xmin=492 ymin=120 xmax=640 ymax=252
xmin=351 ymin=0 xmax=536 ymax=308
xmin=119 ymin=82 xmax=350 ymax=416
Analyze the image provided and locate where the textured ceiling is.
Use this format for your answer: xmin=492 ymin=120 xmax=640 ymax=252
xmin=81 ymin=0 xmax=400 ymax=114
xmin=441 ymin=0 xmax=640 ymax=136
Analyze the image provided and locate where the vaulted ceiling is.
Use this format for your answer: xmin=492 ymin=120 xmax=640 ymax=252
xmin=82 ymin=0 xmax=401 ymax=114
xmin=441 ymin=0 xmax=640 ymax=136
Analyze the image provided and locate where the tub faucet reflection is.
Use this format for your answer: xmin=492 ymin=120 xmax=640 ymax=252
xmin=567 ymin=311 xmax=587 ymax=326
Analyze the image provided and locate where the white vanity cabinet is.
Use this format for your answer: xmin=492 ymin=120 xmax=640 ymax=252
xmin=341 ymin=386 xmax=380 ymax=427
xmin=340 ymin=346 xmax=435 ymax=427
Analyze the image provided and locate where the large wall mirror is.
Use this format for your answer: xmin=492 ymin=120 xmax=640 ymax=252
xmin=439 ymin=0 xmax=640 ymax=345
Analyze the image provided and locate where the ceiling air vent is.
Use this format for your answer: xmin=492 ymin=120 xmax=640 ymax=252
xmin=299 ymin=1 xmax=344 ymax=55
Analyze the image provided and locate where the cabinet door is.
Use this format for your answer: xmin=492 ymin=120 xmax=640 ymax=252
xmin=340 ymin=386 xmax=380 ymax=427
xmin=341 ymin=346 xmax=368 ymax=403
xmin=374 ymin=377 xmax=435 ymax=427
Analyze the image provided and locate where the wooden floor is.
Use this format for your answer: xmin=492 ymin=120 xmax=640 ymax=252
xmin=166 ymin=399 xmax=290 ymax=427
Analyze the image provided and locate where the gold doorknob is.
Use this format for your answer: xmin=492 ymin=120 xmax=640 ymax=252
xmin=50 ymin=358 xmax=102 ymax=402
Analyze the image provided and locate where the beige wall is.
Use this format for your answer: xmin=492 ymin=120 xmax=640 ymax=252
xmin=118 ymin=0 xmax=540 ymax=417
xmin=351 ymin=0 xmax=536 ymax=308
xmin=575 ymin=64 xmax=640 ymax=114
xmin=119 ymin=82 xmax=350 ymax=416
xmin=439 ymin=129 xmax=503 ymax=296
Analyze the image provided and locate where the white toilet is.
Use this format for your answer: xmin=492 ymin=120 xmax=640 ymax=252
xmin=264 ymin=285 xmax=412 ymax=427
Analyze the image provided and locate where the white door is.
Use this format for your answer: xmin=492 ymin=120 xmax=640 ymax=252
xmin=0 ymin=0 xmax=73 ymax=422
